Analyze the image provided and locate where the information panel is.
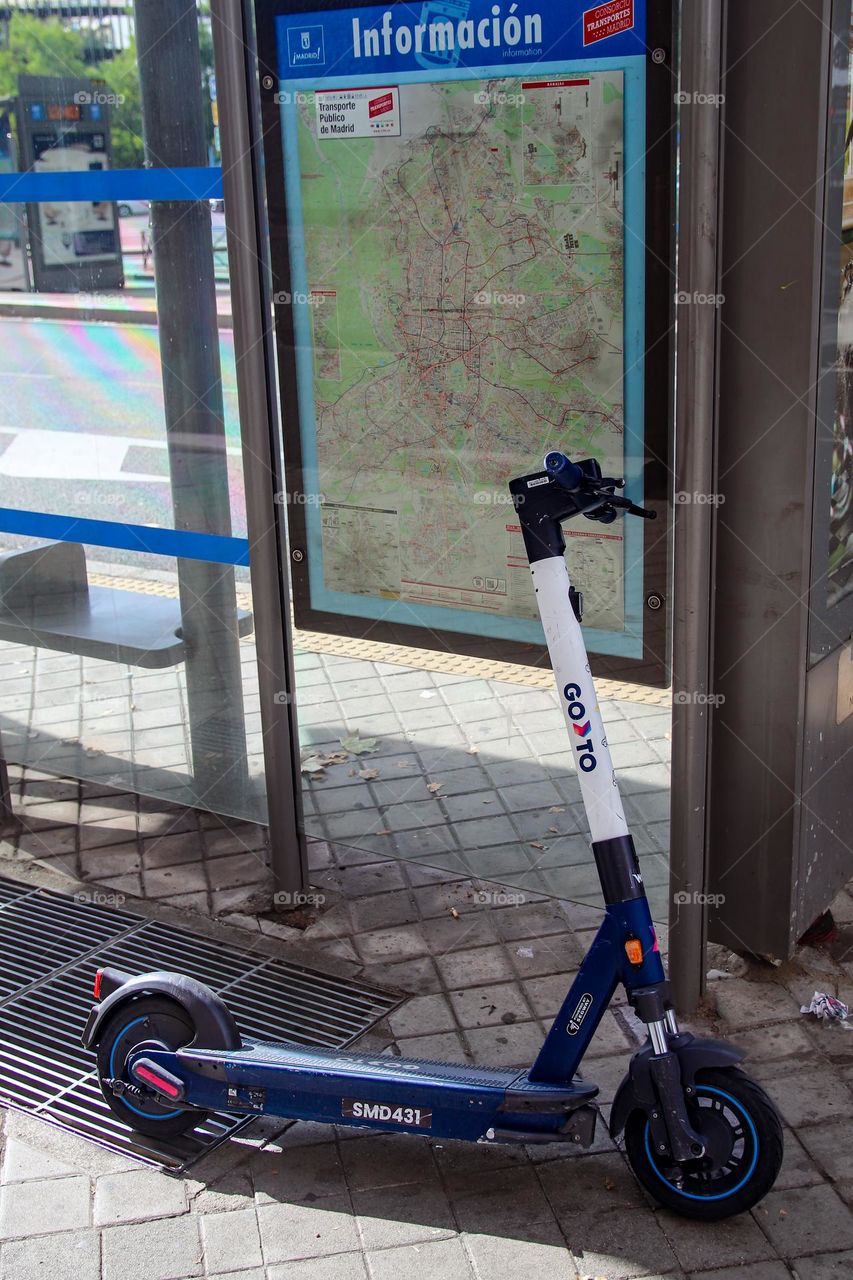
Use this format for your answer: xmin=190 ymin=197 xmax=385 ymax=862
xmin=16 ymin=75 xmax=123 ymax=294
xmin=256 ymin=0 xmax=673 ymax=682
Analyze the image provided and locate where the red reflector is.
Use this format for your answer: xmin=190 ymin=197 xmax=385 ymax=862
xmin=135 ymin=1064 xmax=181 ymax=1098
xmin=93 ymin=969 xmax=104 ymax=1001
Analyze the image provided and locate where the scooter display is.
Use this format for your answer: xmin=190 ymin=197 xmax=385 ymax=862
xmin=82 ymin=452 xmax=783 ymax=1220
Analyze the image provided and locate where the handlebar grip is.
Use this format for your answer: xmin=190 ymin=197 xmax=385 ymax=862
xmin=544 ymin=451 xmax=584 ymax=492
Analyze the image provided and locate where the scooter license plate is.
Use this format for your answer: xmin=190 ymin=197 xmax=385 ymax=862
xmin=342 ymin=1099 xmax=433 ymax=1128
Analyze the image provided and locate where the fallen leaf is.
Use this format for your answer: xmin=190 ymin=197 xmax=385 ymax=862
xmin=376 ymin=828 xmax=392 ymax=836
xmin=300 ymin=756 xmax=326 ymax=775
xmin=529 ymin=841 xmax=544 ymax=850
xmin=547 ymin=806 xmax=566 ymax=813
xmin=427 ymin=782 xmax=443 ymax=794
xmin=340 ymin=732 xmax=379 ymax=755
xmin=548 ymin=826 xmax=559 ymax=834
xmin=450 ymin=908 xmax=459 ymax=919
xmin=604 ymin=1177 xmax=615 ymax=1192
xmin=358 ymin=768 xmax=379 ymax=780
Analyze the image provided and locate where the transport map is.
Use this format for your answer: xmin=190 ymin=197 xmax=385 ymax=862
xmin=296 ymin=71 xmax=627 ymax=630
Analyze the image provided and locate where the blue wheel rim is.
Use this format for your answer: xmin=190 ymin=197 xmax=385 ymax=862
xmin=643 ymin=1085 xmax=760 ymax=1202
xmin=108 ymin=1015 xmax=184 ymax=1121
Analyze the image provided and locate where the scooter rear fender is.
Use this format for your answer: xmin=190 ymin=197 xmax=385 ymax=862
xmin=81 ymin=969 xmax=242 ymax=1052
xmin=609 ymin=1032 xmax=745 ymax=1138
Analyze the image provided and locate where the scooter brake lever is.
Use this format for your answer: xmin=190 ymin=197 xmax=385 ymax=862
xmin=597 ymin=491 xmax=657 ymax=520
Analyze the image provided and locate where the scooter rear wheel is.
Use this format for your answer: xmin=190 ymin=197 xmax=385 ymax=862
xmin=96 ymin=996 xmax=208 ymax=1138
xmin=624 ymin=1066 xmax=783 ymax=1221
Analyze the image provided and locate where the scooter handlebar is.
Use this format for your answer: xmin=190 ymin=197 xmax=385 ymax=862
xmin=544 ymin=450 xmax=584 ymax=492
xmin=543 ymin=451 xmax=656 ymax=521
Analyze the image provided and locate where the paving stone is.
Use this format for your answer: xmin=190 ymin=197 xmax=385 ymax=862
xmin=206 ymin=851 xmax=269 ymax=890
xmin=450 ymin=1165 xmax=557 ymax=1235
xmin=267 ymin=1254 xmax=368 ymax=1280
xmin=142 ymin=860 xmax=209 ymax=898
xmin=388 ymin=994 xmax=457 ymax=1038
xmin=748 ymin=1064 xmax=853 ymax=1128
xmin=0 ymin=1227 xmax=101 ymax=1280
xmin=462 ymin=1221 xmax=579 ymax=1280
xmin=420 ymin=910 xmax=499 ymax=953
xmin=253 ymin=1139 xmax=348 ymax=1204
xmin=3 ymin=1111 xmax=134 ymax=1181
xmin=368 ymin=1237 xmax=475 ymax=1280
xmin=94 ymin=1167 xmax=188 ymax=1225
xmin=559 ymin=1206 xmax=679 ymax=1278
xmin=435 ymin=945 xmax=514 ymax=988
xmin=797 ymin=1120 xmax=853 ymax=1201
xmin=0 ymin=1138 xmax=78 ymax=1184
xmin=449 ymin=980 xmax=531 ymax=1029
xmin=692 ymin=1264 xmax=793 ymax=1280
xmin=658 ymin=1208 xmax=775 ymax=1271
xmin=711 ymin=981 xmax=801 ymax=1027
xmin=791 ymin=1251 xmax=853 ymax=1279
xmin=101 ymin=1215 xmax=202 ymax=1280
xmin=352 ymin=1178 xmax=456 ymax=1250
xmin=257 ymin=1195 xmax=362 ymax=1263
xmin=430 ymin=1138 xmax=529 ymax=1189
xmin=586 ymin=1009 xmax=633 ymax=1057
xmin=537 ymin=1152 xmax=647 ymax=1214
xmin=773 ymin=1128 xmax=826 ymax=1192
xmin=353 ymin=923 xmax=430 ymax=963
xmin=338 ymin=1134 xmax=437 ymax=1191
xmin=754 ymin=1184 xmax=853 ymax=1257
xmin=0 ymin=1175 xmax=91 ymax=1239
xmin=200 ymin=1207 xmax=263 ymax=1274
xmin=464 ymin=1019 xmax=545 ymax=1066
xmin=395 ymin=1029 xmax=471 ymax=1062
xmin=728 ymin=1022 xmax=816 ymax=1063
xmin=141 ymin=831 xmax=204 ymax=869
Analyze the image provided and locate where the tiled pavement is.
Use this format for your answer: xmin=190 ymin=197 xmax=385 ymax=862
xmin=0 ymin=637 xmax=672 ymax=920
xmin=0 ymin=776 xmax=851 ymax=1279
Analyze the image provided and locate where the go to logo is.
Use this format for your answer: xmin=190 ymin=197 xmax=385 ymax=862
xmin=563 ymin=682 xmax=597 ymax=773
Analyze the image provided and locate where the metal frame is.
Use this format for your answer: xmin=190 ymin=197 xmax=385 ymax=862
xmin=809 ymin=0 xmax=853 ymax=660
xmin=210 ymin=0 xmax=308 ymax=896
xmin=704 ymin=0 xmax=841 ymax=959
xmin=668 ymin=0 xmax=726 ymax=1012
xmin=252 ymin=0 xmax=675 ymax=687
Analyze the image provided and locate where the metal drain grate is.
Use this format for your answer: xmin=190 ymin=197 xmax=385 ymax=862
xmin=0 ymin=876 xmax=402 ymax=1173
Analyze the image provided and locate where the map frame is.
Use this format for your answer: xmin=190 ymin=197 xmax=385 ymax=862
xmin=254 ymin=0 xmax=674 ymax=686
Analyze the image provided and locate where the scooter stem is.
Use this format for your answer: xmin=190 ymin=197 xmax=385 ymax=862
xmin=531 ymin=553 xmax=629 ymax=844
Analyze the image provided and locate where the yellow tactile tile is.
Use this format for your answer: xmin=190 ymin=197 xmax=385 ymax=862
xmin=90 ymin=572 xmax=669 ymax=707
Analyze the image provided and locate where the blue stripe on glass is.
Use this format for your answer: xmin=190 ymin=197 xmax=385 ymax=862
xmin=0 ymin=167 xmax=223 ymax=204
xmin=0 ymin=508 xmax=249 ymax=567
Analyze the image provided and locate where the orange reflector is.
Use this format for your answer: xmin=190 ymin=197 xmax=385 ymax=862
xmin=93 ymin=969 xmax=104 ymax=1000
xmin=625 ymin=938 xmax=644 ymax=965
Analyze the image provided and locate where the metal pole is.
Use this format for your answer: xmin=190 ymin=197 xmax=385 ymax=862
xmin=0 ymin=725 xmax=16 ymax=832
xmin=209 ymin=0 xmax=307 ymax=896
xmin=135 ymin=0 xmax=249 ymax=811
xmin=669 ymin=0 xmax=726 ymax=1013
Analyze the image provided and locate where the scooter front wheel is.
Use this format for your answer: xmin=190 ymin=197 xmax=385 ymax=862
xmin=624 ymin=1066 xmax=783 ymax=1221
xmin=96 ymin=996 xmax=208 ymax=1138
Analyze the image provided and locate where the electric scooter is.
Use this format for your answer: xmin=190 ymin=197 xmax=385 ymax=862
xmin=82 ymin=451 xmax=783 ymax=1220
